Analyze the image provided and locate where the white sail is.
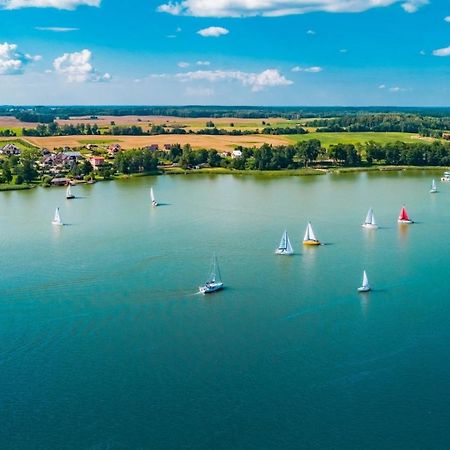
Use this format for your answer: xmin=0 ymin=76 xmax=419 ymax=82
xmin=276 ymin=230 xmax=294 ymax=254
xmin=362 ymin=270 xmax=369 ymax=289
xmin=52 ymin=207 xmax=62 ymax=225
xmin=304 ymin=222 xmax=317 ymax=242
xmin=364 ymin=208 xmax=376 ymax=225
xmin=209 ymin=254 xmax=221 ymax=283
xmin=430 ymin=179 xmax=437 ymax=192
xmin=66 ymin=185 xmax=73 ymax=198
xmin=150 ymin=187 xmax=156 ymax=203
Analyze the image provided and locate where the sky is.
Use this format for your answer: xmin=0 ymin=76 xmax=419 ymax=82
xmin=0 ymin=0 xmax=449 ymax=106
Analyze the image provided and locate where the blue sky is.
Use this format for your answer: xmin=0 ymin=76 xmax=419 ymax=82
xmin=0 ymin=0 xmax=449 ymax=105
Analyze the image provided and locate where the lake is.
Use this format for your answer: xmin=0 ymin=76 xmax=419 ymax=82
xmin=2 ymin=171 xmax=450 ymax=449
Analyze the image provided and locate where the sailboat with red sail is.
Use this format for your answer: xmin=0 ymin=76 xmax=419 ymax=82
xmin=398 ymin=205 xmax=413 ymax=224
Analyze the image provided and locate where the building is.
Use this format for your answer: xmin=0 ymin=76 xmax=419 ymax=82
xmin=107 ymin=143 xmax=121 ymax=156
xmin=89 ymin=156 xmax=105 ymax=170
xmin=231 ymin=150 xmax=243 ymax=159
xmin=0 ymin=143 xmax=21 ymax=155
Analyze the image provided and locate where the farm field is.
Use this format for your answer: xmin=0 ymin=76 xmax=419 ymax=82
xmin=12 ymin=133 xmax=290 ymax=151
xmin=287 ymin=131 xmax=436 ymax=147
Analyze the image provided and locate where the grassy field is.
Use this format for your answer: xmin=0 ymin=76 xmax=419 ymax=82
xmin=0 ymin=138 xmax=39 ymax=150
xmin=286 ymin=132 xmax=434 ymax=147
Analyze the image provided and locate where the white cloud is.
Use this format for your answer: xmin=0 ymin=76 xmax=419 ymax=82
xmin=378 ymin=84 xmax=386 ymax=89
xmin=400 ymin=0 xmax=427 ymax=13
xmin=35 ymin=26 xmax=79 ymax=32
xmin=197 ymin=26 xmax=229 ymax=37
xmin=445 ymin=16 xmax=450 ymax=22
xmin=178 ymin=61 xmax=190 ymax=68
xmin=196 ymin=60 xmax=210 ymax=66
xmin=306 ymin=29 xmax=316 ymax=35
xmin=53 ymin=49 xmax=110 ymax=82
xmin=0 ymin=42 xmax=40 ymax=75
xmin=432 ymin=46 xmax=450 ymax=57
xmin=291 ymin=65 xmax=323 ymax=73
xmin=419 ymin=50 xmax=426 ymax=55
xmin=157 ymin=0 xmax=427 ymax=17
xmin=1 ymin=0 xmax=100 ymax=9
xmin=175 ymin=68 xmax=292 ymax=92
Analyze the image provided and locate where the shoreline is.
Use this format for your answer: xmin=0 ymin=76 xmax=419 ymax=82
xmin=1 ymin=165 xmax=449 ymax=192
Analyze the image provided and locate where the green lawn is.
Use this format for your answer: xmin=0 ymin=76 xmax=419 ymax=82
xmin=285 ymin=132 xmax=435 ymax=147
xmin=0 ymin=138 xmax=39 ymax=150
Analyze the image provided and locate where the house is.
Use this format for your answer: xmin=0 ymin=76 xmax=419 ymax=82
xmin=164 ymin=144 xmax=171 ymax=150
xmin=443 ymin=133 xmax=450 ymax=141
xmin=107 ymin=143 xmax=121 ymax=156
xmin=89 ymin=156 xmax=105 ymax=170
xmin=0 ymin=143 xmax=21 ymax=155
xmin=145 ymin=144 xmax=159 ymax=151
xmin=231 ymin=150 xmax=243 ymax=159
xmin=220 ymin=151 xmax=231 ymax=158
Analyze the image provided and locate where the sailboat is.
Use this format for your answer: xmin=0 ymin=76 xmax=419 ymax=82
xmin=362 ymin=207 xmax=377 ymax=229
xmin=430 ymin=179 xmax=437 ymax=194
xmin=52 ymin=207 xmax=63 ymax=226
xmin=357 ymin=270 xmax=371 ymax=293
xmin=150 ymin=187 xmax=158 ymax=207
xmin=66 ymin=184 xmax=75 ymax=199
xmin=303 ymin=222 xmax=320 ymax=246
xmin=398 ymin=205 xmax=413 ymax=224
xmin=199 ymin=254 xmax=224 ymax=294
xmin=275 ymin=230 xmax=294 ymax=255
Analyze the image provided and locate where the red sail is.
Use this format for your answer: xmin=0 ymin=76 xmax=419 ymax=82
xmin=399 ymin=207 xmax=410 ymax=221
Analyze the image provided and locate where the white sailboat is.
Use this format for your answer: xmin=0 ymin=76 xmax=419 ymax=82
xmin=303 ymin=222 xmax=320 ymax=246
xmin=199 ymin=254 xmax=224 ymax=294
xmin=66 ymin=184 xmax=75 ymax=199
xmin=362 ymin=207 xmax=378 ymax=229
xmin=52 ymin=207 xmax=63 ymax=226
xmin=357 ymin=270 xmax=371 ymax=293
xmin=430 ymin=179 xmax=437 ymax=193
xmin=150 ymin=187 xmax=158 ymax=207
xmin=275 ymin=230 xmax=294 ymax=255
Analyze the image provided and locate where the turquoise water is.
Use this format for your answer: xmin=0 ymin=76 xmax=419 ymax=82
xmin=2 ymin=171 xmax=450 ymax=449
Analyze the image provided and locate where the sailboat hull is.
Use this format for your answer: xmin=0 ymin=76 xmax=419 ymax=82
xmin=275 ymin=248 xmax=294 ymax=255
xmin=199 ymin=282 xmax=224 ymax=294
xmin=398 ymin=219 xmax=413 ymax=224
xmin=66 ymin=195 xmax=75 ymax=199
xmin=430 ymin=189 xmax=437 ymax=193
xmin=362 ymin=223 xmax=378 ymax=229
xmin=303 ymin=240 xmax=320 ymax=246
xmin=52 ymin=221 xmax=63 ymax=226
xmin=357 ymin=286 xmax=371 ymax=293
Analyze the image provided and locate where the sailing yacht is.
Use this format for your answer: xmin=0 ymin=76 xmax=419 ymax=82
xmin=66 ymin=184 xmax=75 ymax=199
xmin=398 ymin=205 xmax=413 ymax=224
xmin=52 ymin=207 xmax=63 ymax=226
xmin=430 ymin=179 xmax=437 ymax=193
xmin=275 ymin=230 xmax=294 ymax=255
xmin=199 ymin=254 xmax=224 ymax=294
xmin=362 ymin=207 xmax=378 ymax=229
xmin=303 ymin=222 xmax=320 ymax=246
xmin=150 ymin=187 xmax=158 ymax=207
xmin=357 ymin=270 xmax=371 ymax=293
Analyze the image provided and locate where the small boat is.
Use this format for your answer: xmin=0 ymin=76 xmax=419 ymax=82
xmin=303 ymin=222 xmax=320 ymax=246
xmin=398 ymin=205 xmax=413 ymax=224
xmin=150 ymin=187 xmax=158 ymax=207
xmin=52 ymin=207 xmax=63 ymax=226
xmin=66 ymin=184 xmax=75 ymax=199
xmin=199 ymin=254 xmax=224 ymax=294
xmin=430 ymin=179 xmax=437 ymax=193
xmin=357 ymin=270 xmax=371 ymax=293
xmin=275 ymin=230 xmax=294 ymax=255
xmin=362 ymin=207 xmax=378 ymax=229
xmin=441 ymin=172 xmax=450 ymax=182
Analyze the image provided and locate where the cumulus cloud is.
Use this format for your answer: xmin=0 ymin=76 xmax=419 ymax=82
xmin=196 ymin=60 xmax=210 ymax=66
xmin=197 ymin=26 xmax=229 ymax=37
xmin=0 ymin=42 xmax=40 ymax=75
xmin=306 ymin=29 xmax=316 ymax=35
xmin=432 ymin=46 xmax=450 ymax=57
xmin=445 ymin=16 xmax=450 ymax=22
xmin=400 ymin=0 xmax=427 ymax=13
xmin=178 ymin=61 xmax=190 ymax=68
xmin=35 ymin=26 xmax=79 ymax=32
xmin=175 ymin=68 xmax=292 ymax=92
xmin=53 ymin=49 xmax=110 ymax=82
xmin=291 ymin=65 xmax=323 ymax=73
xmin=157 ymin=0 xmax=427 ymax=17
xmin=0 ymin=0 xmax=100 ymax=9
